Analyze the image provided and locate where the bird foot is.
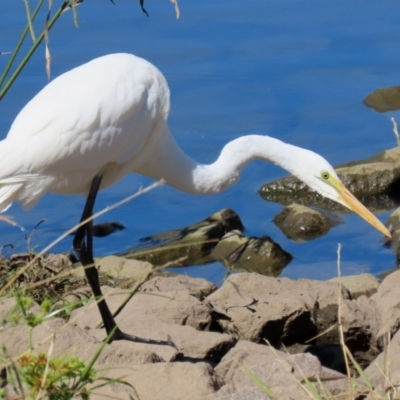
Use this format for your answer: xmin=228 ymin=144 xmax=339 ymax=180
xmin=106 ymin=328 xmax=177 ymax=350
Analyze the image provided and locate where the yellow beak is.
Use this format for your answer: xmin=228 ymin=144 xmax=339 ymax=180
xmin=335 ymin=180 xmax=391 ymax=238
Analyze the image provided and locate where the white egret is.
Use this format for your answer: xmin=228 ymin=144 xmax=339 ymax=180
xmin=0 ymin=53 xmax=390 ymax=345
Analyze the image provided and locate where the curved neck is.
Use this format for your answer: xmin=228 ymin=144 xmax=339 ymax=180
xmin=135 ymin=129 xmax=310 ymax=194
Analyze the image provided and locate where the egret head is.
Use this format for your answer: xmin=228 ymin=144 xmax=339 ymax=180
xmin=292 ymin=150 xmax=391 ymax=238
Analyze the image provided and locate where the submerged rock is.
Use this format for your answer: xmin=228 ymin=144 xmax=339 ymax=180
xmin=120 ymin=209 xmax=292 ymax=274
xmin=259 ymin=146 xmax=400 ymax=212
xmin=92 ymin=221 xmax=125 ymax=237
xmin=211 ymin=230 xmax=292 ymax=276
xmin=273 ymin=203 xmax=342 ymax=241
xmin=69 ymin=221 xmax=125 ymax=238
xmin=364 ymin=85 xmax=400 ymax=113
xmin=120 ymin=208 xmax=244 ymax=267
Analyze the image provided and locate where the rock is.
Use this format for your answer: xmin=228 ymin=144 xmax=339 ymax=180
xmin=273 ymin=203 xmax=339 ymax=241
xmin=207 ymin=273 xmax=351 ymax=346
xmin=90 ymin=318 xmax=235 ymax=362
xmin=121 ymin=208 xmax=244 ymax=267
xmin=0 ymin=316 xmax=220 ymax=399
xmin=214 ymin=341 xmax=281 ymax=387
xmin=340 ymin=297 xmax=380 ymax=368
xmin=69 ymin=222 xmax=125 ymax=238
xmin=92 ymin=221 xmax=125 ymax=237
xmin=69 ymin=278 xmax=238 ymax=361
xmin=89 ymin=383 xmax=132 ymax=400
xmin=42 ymin=253 xmax=74 ymax=273
xmin=291 ymin=300 xmax=380 ymax=374
xmin=329 ymin=274 xmax=380 ymax=298
xmin=369 ymin=269 xmax=400 ymax=346
xmin=208 ymin=274 xmax=379 ymax=368
xmin=291 ymin=343 xmax=346 ymax=373
xmin=117 ymin=209 xmax=292 ymax=273
xmin=4 ymin=264 xmax=400 ymax=399
xmin=364 ymin=85 xmax=400 ymax=112
xmin=0 ymin=317 xmax=102 ymax=363
xmin=100 ymin=362 xmax=219 ymax=400
xmin=97 ymin=339 xmax=167 ymax=365
xmin=214 ymin=341 xmax=346 ymax=400
xmin=206 ymin=388 xmax=273 ymax=399
xmin=0 ymin=297 xmax=41 ymax=324
xmin=52 ymin=285 xmax=93 ymax=310
xmin=140 ymin=274 xmax=217 ymax=299
xmin=96 ymin=255 xmax=154 ymax=288
xmin=210 ymin=231 xmax=293 ymax=276
xmin=364 ymin=328 xmax=400 ymax=398
xmin=384 ymin=207 xmax=400 ymax=262
xmin=207 ymin=275 xmax=315 ymax=346
xmin=71 ymin=284 xmax=213 ymax=332
xmin=259 ymin=146 xmax=400 ymax=211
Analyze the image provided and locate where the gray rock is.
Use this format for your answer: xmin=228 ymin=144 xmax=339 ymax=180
xmin=91 ymin=318 xmax=235 ymax=362
xmin=364 ymin=85 xmax=400 ymax=112
xmin=214 ymin=341 xmax=346 ymax=400
xmin=96 ymin=255 xmax=154 ymax=288
xmin=206 ymin=388 xmax=273 ymax=400
xmin=207 ymin=273 xmax=351 ymax=346
xmin=340 ymin=297 xmax=380 ymax=368
xmin=330 ymin=274 xmax=380 ymax=298
xmin=70 ymin=284 xmax=234 ymax=361
xmin=364 ymin=328 xmax=400 ymax=398
xmin=273 ymin=203 xmax=338 ymax=241
xmin=71 ymin=284 xmax=213 ymax=332
xmin=0 ymin=297 xmax=41 ymax=324
xmin=140 ymin=274 xmax=217 ymax=299
xmin=211 ymin=230 xmax=292 ymax=276
xmin=100 ymin=362 xmax=219 ymax=400
xmin=259 ymin=146 xmax=400 ymax=211
xmin=369 ymin=269 xmax=400 ymax=346
xmin=384 ymin=207 xmax=400 ymax=262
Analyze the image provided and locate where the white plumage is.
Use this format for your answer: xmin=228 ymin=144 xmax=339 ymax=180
xmin=0 ymin=54 xmax=169 ymax=209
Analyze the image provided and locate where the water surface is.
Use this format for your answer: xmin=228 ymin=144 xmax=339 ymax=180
xmin=1 ymin=0 xmax=399 ymax=284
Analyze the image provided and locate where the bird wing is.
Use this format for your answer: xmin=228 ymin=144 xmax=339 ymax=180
xmin=3 ymin=54 xmax=169 ymax=178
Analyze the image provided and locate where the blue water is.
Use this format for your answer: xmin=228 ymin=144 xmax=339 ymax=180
xmin=1 ymin=0 xmax=399 ymax=284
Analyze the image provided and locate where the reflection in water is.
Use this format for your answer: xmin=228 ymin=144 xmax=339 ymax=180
xmin=120 ymin=209 xmax=292 ymax=276
xmin=121 ymin=209 xmax=244 ymax=267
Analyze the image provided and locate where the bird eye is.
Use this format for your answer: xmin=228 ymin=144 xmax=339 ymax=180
xmin=321 ymin=171 xmax=330 ymax=180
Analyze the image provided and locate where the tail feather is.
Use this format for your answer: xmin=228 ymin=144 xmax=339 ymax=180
xmin=0 ymin=182 xmax=24 ymax=212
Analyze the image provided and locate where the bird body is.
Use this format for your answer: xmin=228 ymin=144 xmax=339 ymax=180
xmin=0 ymin=54 xmax=171 ymax=209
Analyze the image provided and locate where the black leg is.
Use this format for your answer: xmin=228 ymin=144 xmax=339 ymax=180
xmin=73 ymin=174 xmax=175 ymax=347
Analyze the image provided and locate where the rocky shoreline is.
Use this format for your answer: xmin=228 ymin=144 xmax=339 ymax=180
xmin=1 ymin=254 xmax=400 ymax=399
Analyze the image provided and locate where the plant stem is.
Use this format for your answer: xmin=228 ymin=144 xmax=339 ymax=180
xmin=0 ymin=0 xmax=44 ymax=91
xmin=0 ymin=1 xmax=69 ymax=101
xmin=24 ymin=0 xmax=38 ymax=42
